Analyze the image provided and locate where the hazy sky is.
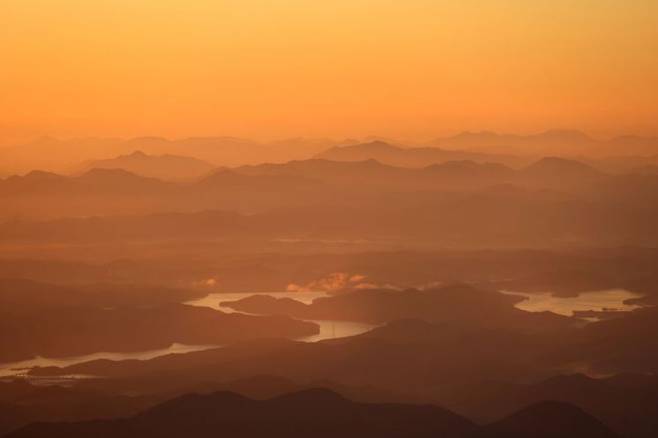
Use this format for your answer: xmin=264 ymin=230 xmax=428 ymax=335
xmin=1 ymin=0 xmax=657 ymax=142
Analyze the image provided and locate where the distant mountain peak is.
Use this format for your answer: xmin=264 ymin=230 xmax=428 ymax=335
xmin=77 ymin=150 xmax=214 ymax=180
xmin=80 ymin=167 xmax=140 ymax=178
xmin=540 ymin=129 xmax=592 ymax=140
xmin=7 ymin=388 xmax=476 ymax=438
xmin=453 ymin=130 xmax=499 ymax=139
xmin=534 ymin=156 xmax=583 ymax=165
xmin=475 ymin=400 xmax=619 ymax=438
xmin=130 ymin=136 xmax=169 ymax=142
xmin=21 ymin=170 xmax=64 ymax=180
xmin=328 ymin=140 xmax=400 ymax=153
xmin=362 ymin=140 xmax=398 ymax=148
xmin=525 ymin=156 xmax=602 ymax=174
xmin=314 ymin=140 xmax=519 ymax=167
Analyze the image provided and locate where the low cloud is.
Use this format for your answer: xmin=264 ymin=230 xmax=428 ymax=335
xmin=193 ymin=277 xmax=219 ymax=288
xmin=286 ymin=272 xmax=398 ymax=293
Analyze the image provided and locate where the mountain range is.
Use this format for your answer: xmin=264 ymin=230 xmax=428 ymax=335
xmin=5 ymin=388 xmax=617 ymax=438
xmin=315 ymin=141 xmax=526 ymax=168
xmin=0 ymin=136 xmax=340 ymax=175
xmin=430 ymin=130 xmax=658 ymax=157
xmin=3 ymin=131 xmax=658 ymax=176
xmin=76 ymin=150 xmax=214 ymax=180
xmin=2 ymin=155 xmax=657 ymax=247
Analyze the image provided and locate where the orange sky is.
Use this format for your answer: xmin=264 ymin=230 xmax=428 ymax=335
xmin=1 ymin=1 xmax=657 ymax=143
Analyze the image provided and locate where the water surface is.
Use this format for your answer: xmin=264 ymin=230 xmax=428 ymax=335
xmin=185 ymin=291 xmax=328 ymax=310
xmin=0 ymin=343 xmax=216 ymax=378
xmin=0 ymin=290 xmax=376 ymax=378
xmin=501 ymin=289 xmax=643 ymax=317
xmin=186 ymin=291 xmax=378 ymax=342
xmin=3 ymin=288 xmax=643 ymax=378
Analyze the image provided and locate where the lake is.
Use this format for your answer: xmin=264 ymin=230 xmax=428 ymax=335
xmin=0 ymin=342 xmax=216 ymax=378
xmin=501 ymin=288 xmax=643 ymax=317
xmin=185 ymin=291 xmax=378 ymax=342
xmin=185 ymin=290 xmax=329 ymax=310
xmin=4 ymin=288 xmax=638 ymax=378
xmin=0 ymin=290 xmax=377 ymax=378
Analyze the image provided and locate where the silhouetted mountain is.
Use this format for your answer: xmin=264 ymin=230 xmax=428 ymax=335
xmin=603 ymin=136 xmax=658 ymax=156
xmin=0 ymin=278 xmax=202 ymax=311
xmin=315 ymin=141 xmax=522 ymax=167
xmin=3 ymin=132 xmax=658 ymax=175
xmin=0 ymin=380 xmax=150 ymax=437
xmin=435 ymin=130 xmax=594 ymax=149
xmin=0 ymin=171 xmax=72 ymax=196
xmin=470 ymin=401 xmax=619 ymax=438
xmin=195 ymin=168 xmax=319 ymax=190
xmin=2 ymin=154 xmax=658 ymax=247
xmin=0 ymin=168 xmax=170 ymax=197
xmin=0 ymin=210 xmax=258 ymax=243
xmin=0 ymin=168 xmax=180 ymax=219
xmin=236 ymin=158 xmax=516 ymax=189
xmin=77 ymin=150 xmax=214 ymax=180
xmin=587 ymin=154 xmax=658 ymax=173
xmin=424 ymin=160 xmax=512 ymax=176
xmin=629 ymin=164 xmax=658 ymax=175
xmin=0 ymin=402 xmax=31 ymax=438
xmin=6 ymin=389 xmax=476 ymax=438
xmin=188 ymin=375 xmax=433 ymax=407
xmin=431 ymin=130 xmax=658 ymax=157
xmin=564 ymin=305 xmax=658 ymax=374
xmin=522 ymin=156 xmax=604 ymax=180
xmin=0 ymin=281 xmax=318 ymax=362
xmin=29 ymin=314 xmax=576 ymax=394
xmin=447 ymin=373 xmax=658 ymax=438
xmin=0 ymin=136 xmax=345 ymax=175
xmin=593 ymin=173 xmax=658 ymax=205
xmin=221 ymin=284 xmax=575 ymax=332
xmin=235 ymin=158 xmax=411 ymax=185
xmin=423 ymin=161 xmax=515 ymax=187
xmin=1 ymin=247 xmax=654 ymax=296
xmin=3 ymin=182 xmax=658 ymax=247
xmin=0 ymin=164 xmax=329 ymax=219
xmin=75 ymin=168 xmax=170 ymax=193
xmin=4 ymin=387 xmax=626 ymax=438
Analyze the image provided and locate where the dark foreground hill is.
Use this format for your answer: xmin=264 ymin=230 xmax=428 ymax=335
xmin=443 ymin=373 xmax=658 ymax=438
xmin=5 ymin=389 xmax=620 ymax=438
xmin=470 ymin=401 xmax=619 ymax=438
xmin=7 ymin=389 xmax=475 ymax=438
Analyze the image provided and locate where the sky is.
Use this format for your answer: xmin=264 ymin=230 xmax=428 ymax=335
xmin=1 ymin=0 xmax=657 ymax=143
